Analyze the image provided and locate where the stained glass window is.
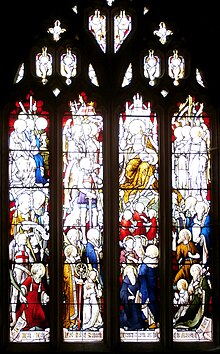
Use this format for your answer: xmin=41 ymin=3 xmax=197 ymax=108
xmin=1 ymin=1 xmax=219 ymax=352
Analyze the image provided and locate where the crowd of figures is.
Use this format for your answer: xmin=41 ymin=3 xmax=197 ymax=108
xmin=8 ymin=92 xmax=212 ymax=342
xmin=171 ymin=96 xmax=212 ymax=336
xmin=62 ymin=92 xmax=104 ymax=336
xmin=118 ymin=94 xmax=160 ymax=333
xmin=8 ymin=94 xmax=50 ymax=341
xmin=118 ymin=94 xmax=212 ymax=338
xmin=8 ymin=92 xmax=105 ymax=342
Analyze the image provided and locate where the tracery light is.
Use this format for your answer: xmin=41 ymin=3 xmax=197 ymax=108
xmin=15 ymin=63 xmax=24 ymax=83
xmin=60 ymin=48 xmax=77 ymax=85
xmin=72 ymin=6 xmax=77 ymax=14
xmin=168 ymin=50 xmax=185 ymax=86
xmin=114 ymin=10 xmax=132 ymax=53
xmin=144 ymin=49 xmax=161 ymax=86
xmin=47 ymin=20 xmax=66 ymax=42
xmin=106 ymin=0 xmax=114 ymax=5
xmin=88 ymin=10 xmax=106 ymax=53
xmin=153 ymin=22 xmax=173 ymax=45
xmin=161 ymin=89 xmax=169 ymax=97
xmin=88 ymin=63 xmax=99 ymax=86
xmin=122 ymin=63 xmax=132 ymax=87
xmin=196 ymin=68 xmax=206 ymax=88
xmin=53 ymin=87 xmax=61 ymax=96
xmin=36 ymin=47 xmax=53 ymax=85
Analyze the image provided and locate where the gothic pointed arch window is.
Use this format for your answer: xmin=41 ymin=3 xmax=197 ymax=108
xmin=0 ymin=0 xmax=219 ymax=352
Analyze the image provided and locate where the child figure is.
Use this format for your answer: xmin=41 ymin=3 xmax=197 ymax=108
xmin=146 ymin=208 xmax=157 ymax=243
xmin=15 ymin=263 xmax=49 ymax=331
xmin=119 ymin=209 xmax=134 ymax=244
xmin=81 ymin=269 xmax=103 ymax=331
xmin=173 ymin=278 xmax=189 ymax=325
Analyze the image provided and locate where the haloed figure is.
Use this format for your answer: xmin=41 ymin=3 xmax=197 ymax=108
xmin=81 ymin=269 xmax=103 ymax=331
xmin=120 ymin=264 xmax=145 ymax=331
xmin=16 ymin=263 xmax=49 ymax=331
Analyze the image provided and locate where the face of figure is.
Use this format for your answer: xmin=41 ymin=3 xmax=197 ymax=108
xmin=17 ymin=233 xmax=28 ymax=246
xmin=134 ymin=237 xmax=142 ymax=247
xmin=89 ymin=270 xmax=97 ymax=282
xmin=17 ymin=193 xmax=30 ymax=215
xmin=148 ymin=209 xmax=156 ymax=218
xmin=33 ymin=190 xmax=45 ymax=210
xmin=177 ymin=278 xmax=188 ymax=291
xmin=195 ymin=202 xmax=207 ymax=219
xmin=190 ymin=264 xmax=202 ymax=280
xmin=31 ymin=264 xmax=45 ymax=283
xmin=15 ymin=157 xmax=30 ymax=180
xmin=67 ymin=229 xmax=78 ymax=244
xmin=135 ymin=202 xmax=144 ymax=213
xmin=29 ymin=234 xmax=39 ymax=247
xmin=184 ymin=197 xmax=197 ymax=215
xmin=125 ymin=238 xmax=134 ymax=250
xmin=87 ymin=228 xmax=100 ymax=246
xmin=145 ymin=244 xmax=158 ymax=258
xmin=178 ymin=229 xmax=191 ymax=244
xmin=123 ymin=209 xmax=132 ymax=221
xmin=14 ymin=118 xmax=26 ymax=133
xmin=33 ymin=271 xmax=42 ymax=283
